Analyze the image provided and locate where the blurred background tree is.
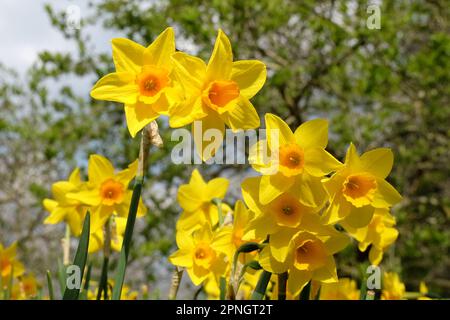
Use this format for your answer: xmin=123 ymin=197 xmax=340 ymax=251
xmin=0 ymin=0 xmax=448 ymax=297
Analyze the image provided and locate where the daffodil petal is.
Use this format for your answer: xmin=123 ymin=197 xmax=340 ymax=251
xmin=231 ymin=60 xmax=266 ymax=99
xmin=206 ymin=29 xmax=233 ymax=81
xmin=343 ymin=205 xmax=375 ymax=229
xmin=192 ymin=112 xmax=225 ymax=161
xmin=304 ymin=147 xmax=342 ymax=176
xmin=206 ymin=177 xmax=229 ymax=200
xmin=90 ymin=72 xmax=138 ymax=104
xmin=169 ymin=249 xmax=193 ymax=268
xmin=372 ymin=179 xmax=402 ymax=208
xmin=270 ymin=229 xmax=297 ymax=262
xmin=288 ymin=269 xmax=312 ymax=296
xmin=259 ymin=246 xmax=289 ymax=274
xmin=294 ymin=118 xmax=328 ymax=149
xmin=360 ymin=148 xmax=394 ymax=179
xmin=259 ymin=174 xmax=294 ymax=205
xmin=143 ymin=27 xmax=175 ymax=67
xmin=171 ymin=52 xmax=206 ymax=92
xmin=88 ymin=154 xmax=115 ymax=182
xmin=111 ymin=38 xmax=145 ymax=73
xmin=221 ymin=96 xmax=260 ymax=131
xmin=124 ymin=102 xmax=159 ymax=138
xmin=264 ymin=113 xmax=295 ymax=147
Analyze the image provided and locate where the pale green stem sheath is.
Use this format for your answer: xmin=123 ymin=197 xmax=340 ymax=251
xmin=63 ymin=224 xmax=71 ymax=266
xmin=251 ymin=270 xmax=272 ymax=300
xmin=168 ymin=266 xmax=183 ymax=300
xmin=112 ymin=121 xmax=162 ymax=300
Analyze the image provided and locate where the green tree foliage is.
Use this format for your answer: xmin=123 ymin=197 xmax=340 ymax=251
xmin=0 ymin=0 xmax=448 ymax=295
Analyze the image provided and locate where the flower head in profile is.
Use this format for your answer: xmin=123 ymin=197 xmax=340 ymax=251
xmin=322 ymin=143 xmax=402 ymax=228
xmin=0 ymin=242 xmax=25 ymax=284
xmin=91 ymin=27 xmax=176 ymax=137
xmin=249 ymin=114 xmax=342 ymax=207
xmin=170 ymin=29 xmax=266 ymax=160
xmin=68 ymin=154 xmax=146 ymax=232
xmin=43 ymin=168 xmax=87 ymax=236
xmin=382 ymin=272 xmax=405 ymax=300
xmin=342 ymin=208 xmax=398 ymax=265
xmin=169 ymin=225 xmax=230 ymax=286
xmin=241 ymin=176 xmax=324 ymax=240
xmin=319 ymin=278 xmax=360 ymax=300
xmin=259 ymin=228 xmax=349 ymax=296
xmin=176 ymin=169 xmax=229 ymax=233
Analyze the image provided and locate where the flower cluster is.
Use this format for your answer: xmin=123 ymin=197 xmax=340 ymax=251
xmin=43 ymin=154 xmax=146 ymax=253
xmin=91 ymin=27 xmax=266 ymax=160
xmin=0 ymin=242 xmax=40 ymax=300
xmin=169 ymin=114 xmax=403 ymax=298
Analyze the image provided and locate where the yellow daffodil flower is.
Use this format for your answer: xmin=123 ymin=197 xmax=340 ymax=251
xmin=176 ymin=169 xmax=229 ymax=232
xmin=43 ymin=167 xmax=87 ymax=236
xmin=319 ymin=278 xmax=360 ymax=300
xmin=91 ymin=27 xmax=177 ymax=137
xmin=322 ymin=143 xmax=402 ymax=228
xmin=169 ymin=225 xmax=230 ymax=286
xmin=249 ymin=114 xmax=342 ymax=207
xmin=259 ymin=229 xmax=349 ymax=296
xmin=342 ymin=208 xmax=398 ymax=265
xmin=381 ymin=272 xmax=405 ymax=300
xmin=241 ymin=176 xmax=324 ymax=240
xmin=67 ymin=154 xmax=146 ymax=232
xmin=170 ymin=29 xmax=266 ymax=159
xmin=0 ymin=242 xmax=25 ymax=285
xmin=11 ymin=274 xmax=39 ymax=300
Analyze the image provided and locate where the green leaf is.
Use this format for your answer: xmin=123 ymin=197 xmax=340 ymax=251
xmin=46 ymin=271 xmax=55 ymax=300
xmin=111 ymin=179 xmax=143 ymax=300
xmin=62 ymin=212 xmax=90 ymax=300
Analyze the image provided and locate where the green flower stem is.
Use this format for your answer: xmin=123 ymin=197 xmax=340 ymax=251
xmin=63 ymin=224 xmax=71 ymax=266
xmin=97 ymin=219 xmax=111 ymax=300
xmin=299 ymin=281 xmax=311 ymax=300
xmin=111 ymin=122 xmax=162 ymax=300
xmin=278 ymin=272 xmax=288 ymax=300
xmin=251 ymin=270 xmax=272 ymax=300
xmin=46 ymin=271 xmax=55 ymax=300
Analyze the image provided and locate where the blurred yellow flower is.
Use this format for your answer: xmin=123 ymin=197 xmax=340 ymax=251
xmin=169 ymin=225 xmax=230 ymax=286
xmin=11 ymin=274 xmax=39 ymax=300
xmin=319 ymin=278 xmax=359 ymax=300
xmin=382 ymin=272 xmax=405 ymax=300
xmin=343 ymin=208 xmax=398 ymax=265
xmin=259 ymin=229 xmax=349 ymax=296
xmin=0 ymin=242 xmax=25 ymax=285
xmin=91 ymin=27 xmax=177 ymax=137
xmin=176 ymin=169 xmax=229 ymax=232
xmin=322 ymin=143 xmax=402 ymax=228
xmin=43 ymin=167 xmax=87 ymax=236
xmin=170 ymin=29 xmax=266 ymax=159
xmin=249 ymin=114 xmax=341 ymax=207
xmin=67 ymin=154 xmax=146 ymax=233
xmin=241 ymin=176 xmax=324 ymax=240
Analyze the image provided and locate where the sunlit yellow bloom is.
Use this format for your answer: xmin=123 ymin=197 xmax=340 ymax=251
xmin=0 ymin=242 xmax=25 ymax=284
xmin=43 ymin=168 xmax=87 ymax=236
xmin=342 ymin=208 xmax=398 ymax=265
xmin=170 ymin=29 xmax=266 ymax=160
xmin=91 ymin=28 xmax=177 ymax=137
xmin=319 ymin=278 xmax=359 ymax=300
xmin=241 ymin=176 xmax=325 ymax=240
xmin=259 ymin=228 xmax=349 ymax=296
xmin=169 ymin=225 xmax=230 ymax=286
xmin=322 ymin=143 xmax=402 ymax=228
xmin=249 ymin=114 xmax=341 ymax=207
xmin=88 ymin=216 xmax=127 ymax=253
xmin=381 ymin=272 xmax=405 ymax=300
xmin=67 ymin=154 xmax=146 ymax=233
xmin=11 ymin=274 xmax=39 ymax=300
xmin=417 ymin=281 xmax=432 ymax=300
xmin=176 ymin=169 xmax=229 ymax=232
